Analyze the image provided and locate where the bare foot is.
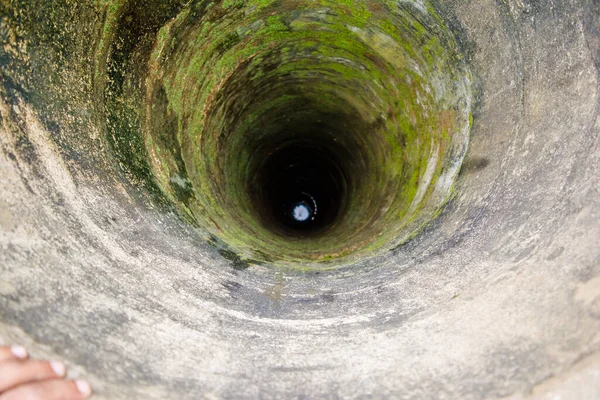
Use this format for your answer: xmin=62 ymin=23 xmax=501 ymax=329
xmin=0 ymin=345 xmax=92 ymax=400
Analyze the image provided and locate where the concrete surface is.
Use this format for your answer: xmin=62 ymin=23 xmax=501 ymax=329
xmin=1 ymin=0 xmax=599 ymax=399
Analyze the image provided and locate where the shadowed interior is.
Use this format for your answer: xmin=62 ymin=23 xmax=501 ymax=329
xmin=139 ymin=1 xmax=472 ymax=266
xmin=1 ymin=0 xmax=599 ymax=399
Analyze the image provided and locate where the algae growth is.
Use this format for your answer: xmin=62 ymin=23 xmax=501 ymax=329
xmin=99 ymin=0 xmax=473 ymax=269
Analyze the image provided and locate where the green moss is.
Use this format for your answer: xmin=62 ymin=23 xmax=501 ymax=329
xmin=94 ymin=0 xmax=473 ymax=269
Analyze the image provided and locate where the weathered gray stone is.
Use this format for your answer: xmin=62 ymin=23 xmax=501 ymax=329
xmin=0 ymin=0 xmax=599 ymax=399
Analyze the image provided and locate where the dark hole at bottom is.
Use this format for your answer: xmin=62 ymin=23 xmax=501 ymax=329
xmin=255 ymin=141 xmax=348 ymax=236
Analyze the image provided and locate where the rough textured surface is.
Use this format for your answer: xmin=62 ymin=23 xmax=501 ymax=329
xmin=129 ymin=0 xmax=473 ymax=266
xmin=0 ymin=0 xmax=599 ymax=399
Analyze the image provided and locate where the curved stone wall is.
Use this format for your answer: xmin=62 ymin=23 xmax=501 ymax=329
xmin=0 ymin=0 xmax=599 ymax=398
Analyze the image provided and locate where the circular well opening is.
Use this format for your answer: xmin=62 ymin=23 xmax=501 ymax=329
xmin=143 ymin=2 xmax=473 ymax=267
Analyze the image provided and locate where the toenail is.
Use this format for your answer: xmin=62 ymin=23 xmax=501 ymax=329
xmin=50 ymin=360 xmax=66 ymax=377
xmin=75 ymin=380 xmax=92 ymax=397
xmin=10 ymin=345 xmax=28 ymax=359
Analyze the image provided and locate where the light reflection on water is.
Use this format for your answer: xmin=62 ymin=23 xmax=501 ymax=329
xmin=289 ymin=192 xmax=318 ymax=223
